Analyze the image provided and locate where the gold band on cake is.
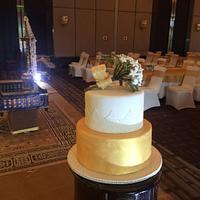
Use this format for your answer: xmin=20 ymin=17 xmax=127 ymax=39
xmin=76 ymin=118 xmax=152 ymax=175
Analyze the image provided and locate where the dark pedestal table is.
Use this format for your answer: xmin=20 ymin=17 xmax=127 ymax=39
xmin=0 ymin=80 xmax=48 ymax=134
xmin=68 ymin=145 xmax=162 ymax=200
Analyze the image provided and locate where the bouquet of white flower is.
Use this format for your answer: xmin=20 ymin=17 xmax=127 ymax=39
xmin=86 ymin=54 xmax=143 ymax=92
xmin=104 ymin=54 xmax=143 ymax=92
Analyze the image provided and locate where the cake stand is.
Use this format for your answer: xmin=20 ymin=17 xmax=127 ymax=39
xmin=67 ymin=145 xmax=162 ymax=200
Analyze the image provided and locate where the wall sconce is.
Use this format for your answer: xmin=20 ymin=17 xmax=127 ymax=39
xmin=122 ymin=36 xmax=128 ymax=41
xmin=60 ymin=16 xmax=69 ymax=25
xmin=102 ymin=35 xmax=108 ymax=41
xmin=195 ymin=23 xmax=200 ymax=32
xmin=140 ymin=19 xmax=148 ymax=30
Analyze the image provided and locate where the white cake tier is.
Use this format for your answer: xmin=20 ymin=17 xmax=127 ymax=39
xmin=85 ymin=85 xmax=144 ymax=133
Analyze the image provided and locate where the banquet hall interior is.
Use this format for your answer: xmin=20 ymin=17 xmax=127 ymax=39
xmin=0 ymin=0 xmax=200 ymax=200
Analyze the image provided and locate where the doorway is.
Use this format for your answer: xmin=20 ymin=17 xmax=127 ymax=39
xmin=0 ymin=0 xmax=19 ymax=70
xmin=150 ymin=0 xmax=194 ymax=56
xmin=0 ymin=0 xmax=54 ymax=71
xmin=24 ymin=0 xmax=54 ymax=56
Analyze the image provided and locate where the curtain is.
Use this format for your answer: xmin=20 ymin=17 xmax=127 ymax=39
xmin=24 ymin=0 xmax=53 ymax=55
xmin=0 ymin=0 xmax=19 ymax=70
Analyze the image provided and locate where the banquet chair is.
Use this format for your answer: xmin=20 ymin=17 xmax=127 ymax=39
xmin=156 ymin=51 xmax=162 ymax=55
xmin=166 ymin=51 xmax=174 ymax=56
xmin=128 ymin=52 xmax=140 ymax=60
xmin=37 ymin=56 xmax=56 ymax=75
xmin=157 ymin=58 xmax=167 ymax=66
xmin=151 ymin=52 xmax=161 ymax=65
xmin=132 ymin=53 xmax=140 ymax=59
xmin=186 ymin=52 xmax=199 ymax=62
xmin=186 ymin=51 xmax=193 ymax=57
xmin=192 ymin=66 xmax=200 ymax=101
xmin=95 ymin=51 xmax=103 ymax=65
xmin=82 ymin=65 xmax=95 ymax=83
xmin=140 ymin=66 xmax=167 ymax=111
xmin=127 ymin=52 xmax=134 ymax=57
xmin=138 ymin=58 xmax=146 ymax=66
xmin=71 ymin=53 xmax=90 ymax=77
xmin=166 ymin=54 xmax=179 ymax=67
xmin=68 ymin=52 xmax=86 ymax=75
xmin=193 ymin=83 xmax=200 ymax=101
xmin=111 ymin=51 xmax=116 ymax=56
xmin=196 ymin=61 xmax=200 ymax=67
xmin=166 ymin=66 xmax=199 ymax=110
xmin=182 ymin=59 xmax=195 ymax=68
xmin=145 ymin=51 xmax=154 ymax=64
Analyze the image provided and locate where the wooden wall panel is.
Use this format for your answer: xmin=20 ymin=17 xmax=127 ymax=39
xmin=189 ymin=16 xmax=200 ymax=51
xmin=193 ymin=0 xmax=200 ymax=16
xmin=96 ymin=11 xmax=115 ymax=53
xmin=118 ymin=0 xmax=136 ymax=12
xmin=189 ymin=0 xmax=200 ymax=51
xmin=117 ymin=12 xmax=135 ymax=53
xmin=136 ymin=0 xmax=153 ymax=13
xmin=53 ymin=0 xmax=154 ymax=57
xmin=53 ymin=0 xmax=74 ymax=8
xmin=53 ymin=8 xmax=75 ymax=56
xmin=96 ymin=0 xmax=115 ymax=11
xmin=134 ymin=13 xmax=152 ymax=55
xmin=75 ymin=0 xmax=95 ymax=9
xmin=75 ymin=9 xmax=95 ymax=56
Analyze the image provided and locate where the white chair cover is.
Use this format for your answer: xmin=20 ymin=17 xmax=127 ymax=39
xmin=82 ymin=65 xmax=95 ymax=82
xmin=191 ymin=66 xmax=200 ymax=101
xmin=68 ymin=52 xmax=86 ymax=75
xmin=194 ymin=83 xmax=200 ymax=101
xmin=182 ymin=59 xmax=195 ymax=67
xmin=154 ymin=65 xmax=167 ymax=72
xmin=182 ymin=75 xmax=196 ymax=88
xmin=151 ymin=52 xmax=162 ymax=65
xmin=71 ymin=54 xmax=89 ymax=77
xmin=128 ymin=53 xmax=140 ymax=60
xmin=95 ymin=51 xmax=102 ymax=64
xmin=140 ymin=67 xmax=167 ymax=111
xmin=167 ymin=54 xmax=179 ymax=67
xmin=145 ymin=52 xmax=154 ymax=64
xmin=186 ymin=66 xmax=200 ymax=72
xmin=157 ymin=58 xmax=167 ymax=66
xmin=158 ymin=82 xmax=179 ymax=99
xmin=196 ymin=61 xmax=200 ymax=67
xmin=138 ymin=58 xmax=145 ymax=65
xmin=166 ymin=75 xmax=196 ymax=110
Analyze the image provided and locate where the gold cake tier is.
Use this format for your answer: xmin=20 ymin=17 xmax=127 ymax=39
xmin=76 ymin=118 xmax=152 ymax=175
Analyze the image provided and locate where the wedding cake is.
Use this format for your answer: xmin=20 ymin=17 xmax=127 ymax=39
xmin=73 ymin=58 xmax=152 ymax=176
xmin=67 ymin=57 xmax=163 ymax=200
xmin=76 ymin=87 xmax=152 ymax=175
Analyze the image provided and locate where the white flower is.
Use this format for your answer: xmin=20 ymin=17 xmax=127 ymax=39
xmin=108 ymin=54 xmax=144 ymax=92
xmin=132 ymin=78 xmax=139 ymax=85
xmin=119 ymin=57 xmax=127 ymax=63
xmin=129 ymin=69 xmax=137 ymax=76
xmin=128 ymin=60 xmax=143 ymax=89
xmin=130 ymin=59 xmax=138 ymax=65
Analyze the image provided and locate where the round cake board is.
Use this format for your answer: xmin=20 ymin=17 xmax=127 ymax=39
xmin=67 ymin=145 xmax=162 ymax=184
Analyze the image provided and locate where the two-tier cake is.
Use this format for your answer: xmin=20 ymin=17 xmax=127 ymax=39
xmin=76 ymin=84 xmax=152 ymax=175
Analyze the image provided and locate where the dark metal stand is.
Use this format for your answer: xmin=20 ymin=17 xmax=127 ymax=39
xmin=67 ymin=145 xmax=162 ymax=200
xmin=73 ymin=171 xmax=161 ymax=200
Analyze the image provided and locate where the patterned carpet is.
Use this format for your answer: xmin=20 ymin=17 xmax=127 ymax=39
xmin=0 ymin=72 xmax=200 ymax=199
xmin=0 ymin=102 xmax=75 ymax=174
